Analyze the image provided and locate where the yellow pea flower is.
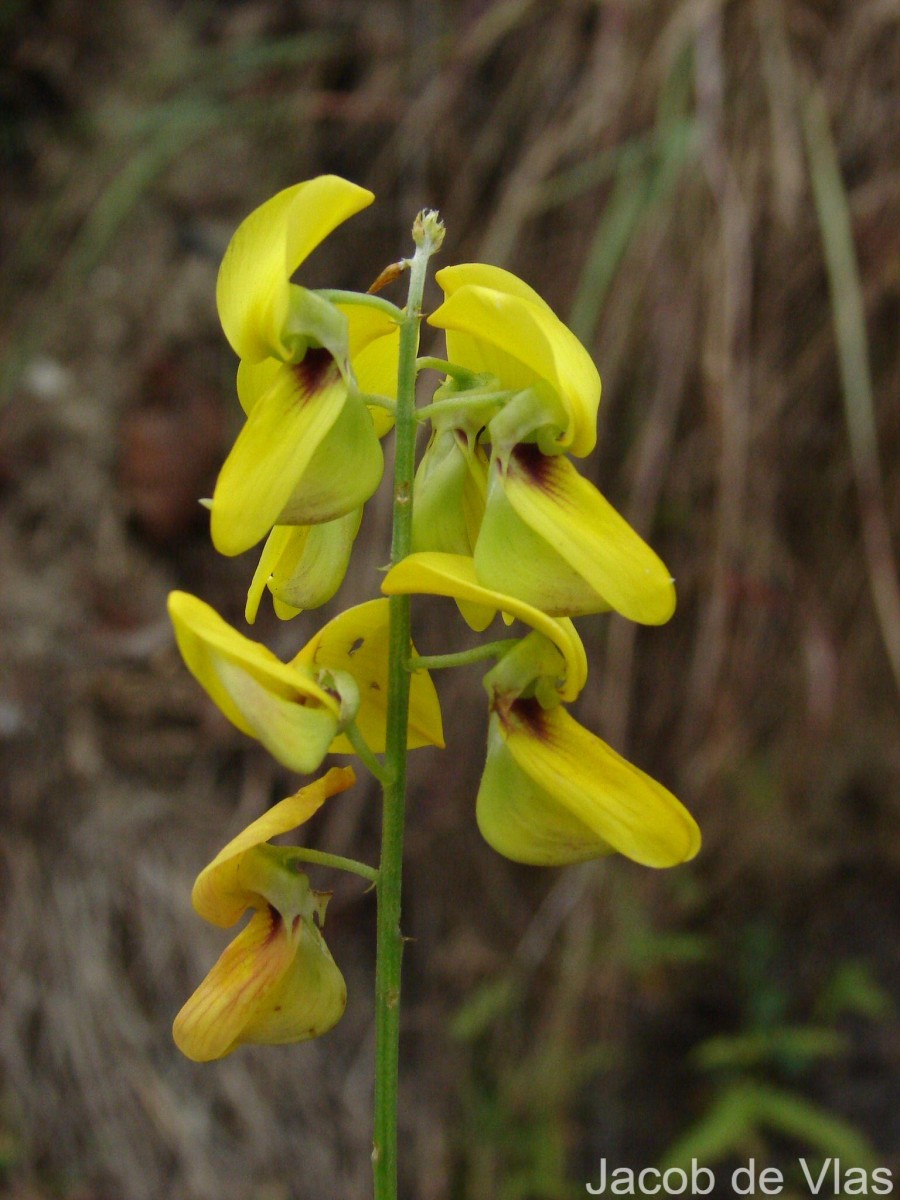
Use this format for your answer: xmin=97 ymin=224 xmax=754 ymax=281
xmin=381 ymin=558 xmax=699 ymax=867
xmin=174 ymin=767 xmax=355 ymax=1061
xmin=168 ymin=592 xmax=444 ymax=771
xmin=474 ymin=445 xmax=676 ymax=624
xmin=210 ymin=177 xmax=401 ymax=557
xmin=478 ymin=693 xmax=701 ymax=868
xmin=428 ymin=263 xmax=601 ymax=458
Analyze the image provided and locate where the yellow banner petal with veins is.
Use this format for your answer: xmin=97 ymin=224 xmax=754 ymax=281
xmin=216 ymin=176 xmax=373 ymax=363
xmin=381 ymin=553 xmax=586 ymax=701
xmin=293 ymin=599 xmax=445 ymax=752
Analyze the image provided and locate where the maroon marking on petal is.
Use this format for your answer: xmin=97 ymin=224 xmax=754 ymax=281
xmin=509 ymin=443 xmax=568 ymax=500
xmin=291 ymin=915 xmax=302 ymax=935
xmin=511 ymin=697 xmax=554 ymax=743
xmin=291 ymin=347 xmax=339 ymax=400
xmin=266 ymin=905 xmax=284 ymax=941
xmin=348 ymin=637 xmax=364 ymax=656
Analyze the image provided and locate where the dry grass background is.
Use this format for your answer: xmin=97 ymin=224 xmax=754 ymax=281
xmin=1 ymin=1 xmax=899 ymax=1198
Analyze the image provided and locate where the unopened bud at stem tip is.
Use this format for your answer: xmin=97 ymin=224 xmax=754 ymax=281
xmin=413 ymin=209 xmax=445 ymax=252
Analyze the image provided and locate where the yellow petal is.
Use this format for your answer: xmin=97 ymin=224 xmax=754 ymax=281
xmin=217 ymin=177 xmax=373 ymax=363
xmin=435 ymin=263 xmax=555 ymax=310
xmin=239 ymin=908 xmax=347 ymax=1047
xmin=192 ymin=767 xmax=356 ymax=927
xmin=210 ymin=354 xmax=348 ymax=556
xmin=246 ymin=510 xmax=363 ymax=624
xmin=173 ymin=906 xmax=296 ymax=1061
xmin=428 ymin=284 xmax=600 ymax=457
xmin=493 ymin=701 xmax=700 ymax=867
xmin=273 ymin=391 xmax=383 ymax=526
xmin=497 ymin=447 xmax=676 ymax=625
xmin=173 ymin=901 xmax=345 ymax=1060
xmin=167 ymin=591 xmax=341 ymax=772
xmin=293 ymin=599 xmax=445 ymax=751
xmin=381 ymin=553 xmax=586 ymax=701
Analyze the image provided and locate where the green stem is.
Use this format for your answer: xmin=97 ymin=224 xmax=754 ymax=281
xmin=345 ymin=720 xmax=391 ymax=787
xmin=316 ymin=289 xmax=404 ymax=320
xmin=373 ymin=212 xmax=444 ymax=1200
xmin=415 ymin=388 xmax=511 ymax=422
xmin=287 ymin=847 xmax=379 ymax=885
xmin=409 ymin=639 xmax=519 ymax=671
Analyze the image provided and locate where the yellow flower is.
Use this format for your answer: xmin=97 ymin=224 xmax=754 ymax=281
xmin=382 ymin=558 xmax=699 ymax=867
xmin=168 ymin=592 xmax=444 ymax=772
xmin=210 ymin=177 xmax=400 ymax=557
xmin=428 ymin=263 xmax=601 ymax=458
xmin=174 ymin=767 xmax=355 ymax=1061
xmin=479 ymin=670 xmax=701 ymax=868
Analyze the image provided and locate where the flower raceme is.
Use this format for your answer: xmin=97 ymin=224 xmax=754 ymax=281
xmin=210 ymin=177 xmax=401 ymax=562
xmin=382 ymin=553 xmax=699 ymax=867
xmin=168 ymin=592 xmax=443 ymax=774
xmin=174 ymin=768 xmax=355 ymax=1061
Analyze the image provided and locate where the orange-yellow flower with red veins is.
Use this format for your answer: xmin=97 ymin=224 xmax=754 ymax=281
xmin=174 ymin=767 xmax=355 ymax=1061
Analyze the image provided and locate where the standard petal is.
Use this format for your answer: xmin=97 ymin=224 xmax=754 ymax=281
xmin=167 ymin=591 xmax=341 ymax=772
xmin=428 ymin=283 xmax=600 ymax=457
xmin=381 ymin=553 xmax=587 ymax=701
xmin=496 ymin=446 xmax=676 ymax=625
xmin=173 ymin=906 xmax=296 ymax=1061
xmin=217 ymin=177 xmax=373 ymax=363
xmin=292 ymin=598 xmax=445 ymax=751
xmin=435 ymin=263 xmax=555 ymax=310
xmin=498 ymin=700 xmax=701 ymax=868
xmin=210 ymin=353 xmax=348 ymax=556
xmin=192 ymin=767 xmax=356 ymax=927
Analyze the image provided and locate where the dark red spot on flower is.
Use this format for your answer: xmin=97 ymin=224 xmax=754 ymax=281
xmin=348 ymin=637 xmax=364 ymax=656
xmin=292 ymin=347 xmax=338 ymax=399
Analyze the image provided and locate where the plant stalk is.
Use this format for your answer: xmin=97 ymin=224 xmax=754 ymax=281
xmin=373 ymin=213 xmax=443 ymax=1199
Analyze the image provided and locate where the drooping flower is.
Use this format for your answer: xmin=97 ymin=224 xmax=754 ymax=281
xmin=210 ymin=177 xmax=400 ymax=557
xmin=382 ymin=556 xmax=699 ymax=867
xmin=421 ymin=264 xmax=676 ymax=624
xmin=478 ymin=636 xmax=700 ymax=867
xmin=174 ymin=767 xmax=355 ymax=1061
xmin=167 ymin=592 xmax=444 ymax=773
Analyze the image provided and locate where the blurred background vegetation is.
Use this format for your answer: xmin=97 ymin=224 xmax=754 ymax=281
xmin=1 ymin=1 xmax=898 ymax=1198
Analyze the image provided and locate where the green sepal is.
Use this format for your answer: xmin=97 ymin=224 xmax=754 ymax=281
xmin=412 ymin=427 xmax=488 ymax=556
xmin=282 ymin=285 xmax=351 ymax=377
xmin=486 ymin=385 xmax=569 ymax=461
xmin=482 ymin=631 xmax=567 ymax=709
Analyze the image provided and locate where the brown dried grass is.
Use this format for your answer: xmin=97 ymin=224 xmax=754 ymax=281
xmin=1 ymin=0 xmax=899 ymax=1196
